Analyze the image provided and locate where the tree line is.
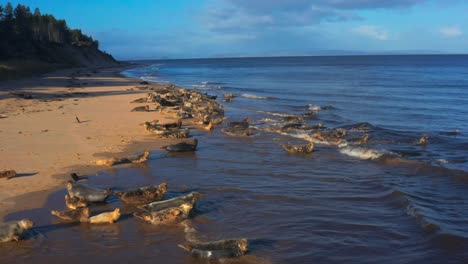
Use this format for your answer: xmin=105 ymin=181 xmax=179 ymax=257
xmin=0 ymin=2 xmax=99 ymax=59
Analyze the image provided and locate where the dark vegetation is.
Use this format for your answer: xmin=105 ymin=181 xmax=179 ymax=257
xmin=0 ymin=3 xmax=117 ymax=79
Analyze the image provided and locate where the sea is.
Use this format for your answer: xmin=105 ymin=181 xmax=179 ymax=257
xmin=2 ymin=55 xmax=467 ymax=263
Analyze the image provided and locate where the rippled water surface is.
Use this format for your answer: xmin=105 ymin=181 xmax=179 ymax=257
xmin=1 ymin=55 xmax=467 ymax=263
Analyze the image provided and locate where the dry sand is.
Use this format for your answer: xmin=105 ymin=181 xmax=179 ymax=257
xmin=0 ymin=65 xmax=178 ymax=217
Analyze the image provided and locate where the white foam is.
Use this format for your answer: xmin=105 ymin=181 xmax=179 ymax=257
xmin=257 ymin=110 xmax=291 ymax=117
xmin=308 ymin=104 xmax=321 ymax=111
xmin=436 ymin=159 xmax=448 ymax=164
xmin=241 ymin=93 xmax=270 ymax=99
xmin=339 ymin=146 xmax=387 ymax=160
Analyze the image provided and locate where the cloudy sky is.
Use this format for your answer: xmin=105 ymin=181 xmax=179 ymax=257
xmin=5 ymin=0 xmax=468 ymax=59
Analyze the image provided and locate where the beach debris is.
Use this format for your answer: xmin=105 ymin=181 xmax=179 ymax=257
xmin=88 ymin=208 xmax=121 ymax=224
xmin=95 ymin=150 xmax=150 ymax=166
xmin=0 ymin=114 xmax=7 ymax=119
xmin=179 ymin=225 xmax=248 ymax=259
xmin=0 ymin=219 xmax=34 ymax=242
xmin=65 ymin=194 xmax=88 ymax=210
xmin=131 ymin=105 xmax=150 ymax=112
xmin=161 ymin=139 xmax=198 ymax=152
xmin=115 ymin=183 xmax=167 ymax=205
xmin=280 ymin=142 xmax=315 ymax=154
xmin=138 ymin=192 xmax=202 ymax=212
xmin=51 ymin=207 xmax=89 ymax=223
xmin=75 ymin=116 xmax=81 ymax=123
xmin=66 ymin=181 xmax=112 ymax=203
xmin=134 ymin=203 xmax=193 ymax=225
xmin=418 ymin=134 xmax=429 ymax=145
xmin=0 ymin=170 xmax=17 ymax=180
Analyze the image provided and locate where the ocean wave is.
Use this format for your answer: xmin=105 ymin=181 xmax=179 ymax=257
xmin=256 ymin=110 xmax=292 ymax=117
xmin=201 ymin=81 xmax=225 ymax=85
xmin=406 ymin=203 xmax=440 ymax=232
xmin=339 ymin=146 xmax=392 ymax=160
xmin=308 ymin=104 xmax=322 ymax=111
xmin=241 ymin=93 xmax=277 ymax=100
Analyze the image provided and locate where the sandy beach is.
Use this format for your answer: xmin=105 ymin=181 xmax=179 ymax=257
xmin=0 ymin=65 xmax=178 ymax=218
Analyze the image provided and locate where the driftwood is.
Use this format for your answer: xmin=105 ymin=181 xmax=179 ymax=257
xmin=115 ymin=183 xmax=167 ymax=205
xmin=95 ymin=150 xmax=150 ymax=166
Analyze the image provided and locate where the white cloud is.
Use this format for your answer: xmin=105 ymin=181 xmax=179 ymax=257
xmin=438 ymin=26 xmax=463 ymax=37
xmin=352 ymin=25 xmax=389 ymax=40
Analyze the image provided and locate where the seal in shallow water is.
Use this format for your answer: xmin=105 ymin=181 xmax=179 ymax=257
xmin=0 ymin=219 xmax=34 ymax=242
xmin=134 ymin=203 xmax=193 ymax=225
xmin=66 ymin=181 xmax=112 ymax=203
xmin=138 ymin=192 xmax=202 ymax=212
xmin=88 ymin=208 xmax=121 ymax=224
xmin=115 ymin=183 xmax=167 ymax=205
xmin=161 ymin=139 xmax=198 ymax=152
xmin=418 ymin=134 xmax=429 ymax=145
xmin=65 ymin=194 xmax=88 ymax=209
xmin=280 ymin=142 xmax=314 ymax=154
xmin=51 ymin=207 xmax=89 ymax=223
xmin=179 ymin=225 xmax=248 ymax=259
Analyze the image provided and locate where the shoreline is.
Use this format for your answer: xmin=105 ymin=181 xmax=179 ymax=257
xmin=0 ymin=64 xmax=180 ymax=219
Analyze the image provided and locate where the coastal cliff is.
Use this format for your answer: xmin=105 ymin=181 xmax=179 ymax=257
xmin=0 ymin=3 xmax=118 ymax=79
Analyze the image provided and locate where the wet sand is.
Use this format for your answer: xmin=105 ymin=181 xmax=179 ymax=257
xmin=0 ymin=65 xmax=178 ymax=218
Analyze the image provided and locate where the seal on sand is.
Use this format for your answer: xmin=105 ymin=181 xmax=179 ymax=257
xmin=95 ymin=150 xmax=150 ymax=166
xmin=134 ymin=203 xmax=193 ymax=225
xmin=51 ymin=207 xmax=89 ymax=222
xmin=66 ymin=181 xmax=112 ymax=203
xmin=161 ymin=139 xmax=198 ymax=152
xmin=115 ymin=183 xmax=167 ymax=205
xmin=88 ymin=208 xmax=121 ymax=224
xmin=0 ymin=219 xmax=34 ymax=242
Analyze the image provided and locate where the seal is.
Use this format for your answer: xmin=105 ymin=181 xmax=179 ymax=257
xmin=131 ymin=105 xmax=150 ymax=112
xmin=51 ymin=207 xmax=89 ymax=222
xmin=66 ymin=181 xmax=112 ymax=202
xmin=65 ymin=194 xmax=88 ymax=210
xmin=0 ymin=219 xmax=34 ymax=242
xmin=138 ymin=192 xmax=202 ymax=212
xmin=179 ymin=225 xmax=248 ymax=259
xmin=227 ymin=118 xmax=251 ymax=130
xmin=280 ymin=142 xmax=314 ymax=154
xmin=161 ymin=139 xmax=198 ymax=152
xmin=88 ymin=208 xmax=121 ymax=224
xmin=134 ymin=203 xmax=193 ymax=225
xmin=95 ymin=150 xmax=150 ymax=166
xmin=0 ymin=170 xmax=16 ymax=180
xmin=312 ymin=128 xmax=346 ymax=145
xmin=115 ymin=183 xmax=167 ymax=205
xmin=221 ymin=128 xmax=254 ymax=137
xmin=418 ymin=134 xmax=429 ymax=145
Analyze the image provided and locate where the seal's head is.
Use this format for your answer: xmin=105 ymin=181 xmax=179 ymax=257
xmin=18 ymin=219 xmax=34 ymax=229
xmin=238 ymin=239 xmax=249 ymax=253
xmin=112 ymin=208 xmax=121 ymax=221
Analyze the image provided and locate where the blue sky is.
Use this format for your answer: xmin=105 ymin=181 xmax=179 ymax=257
xmin=3 ymin=0 xmax=467 ymax=59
